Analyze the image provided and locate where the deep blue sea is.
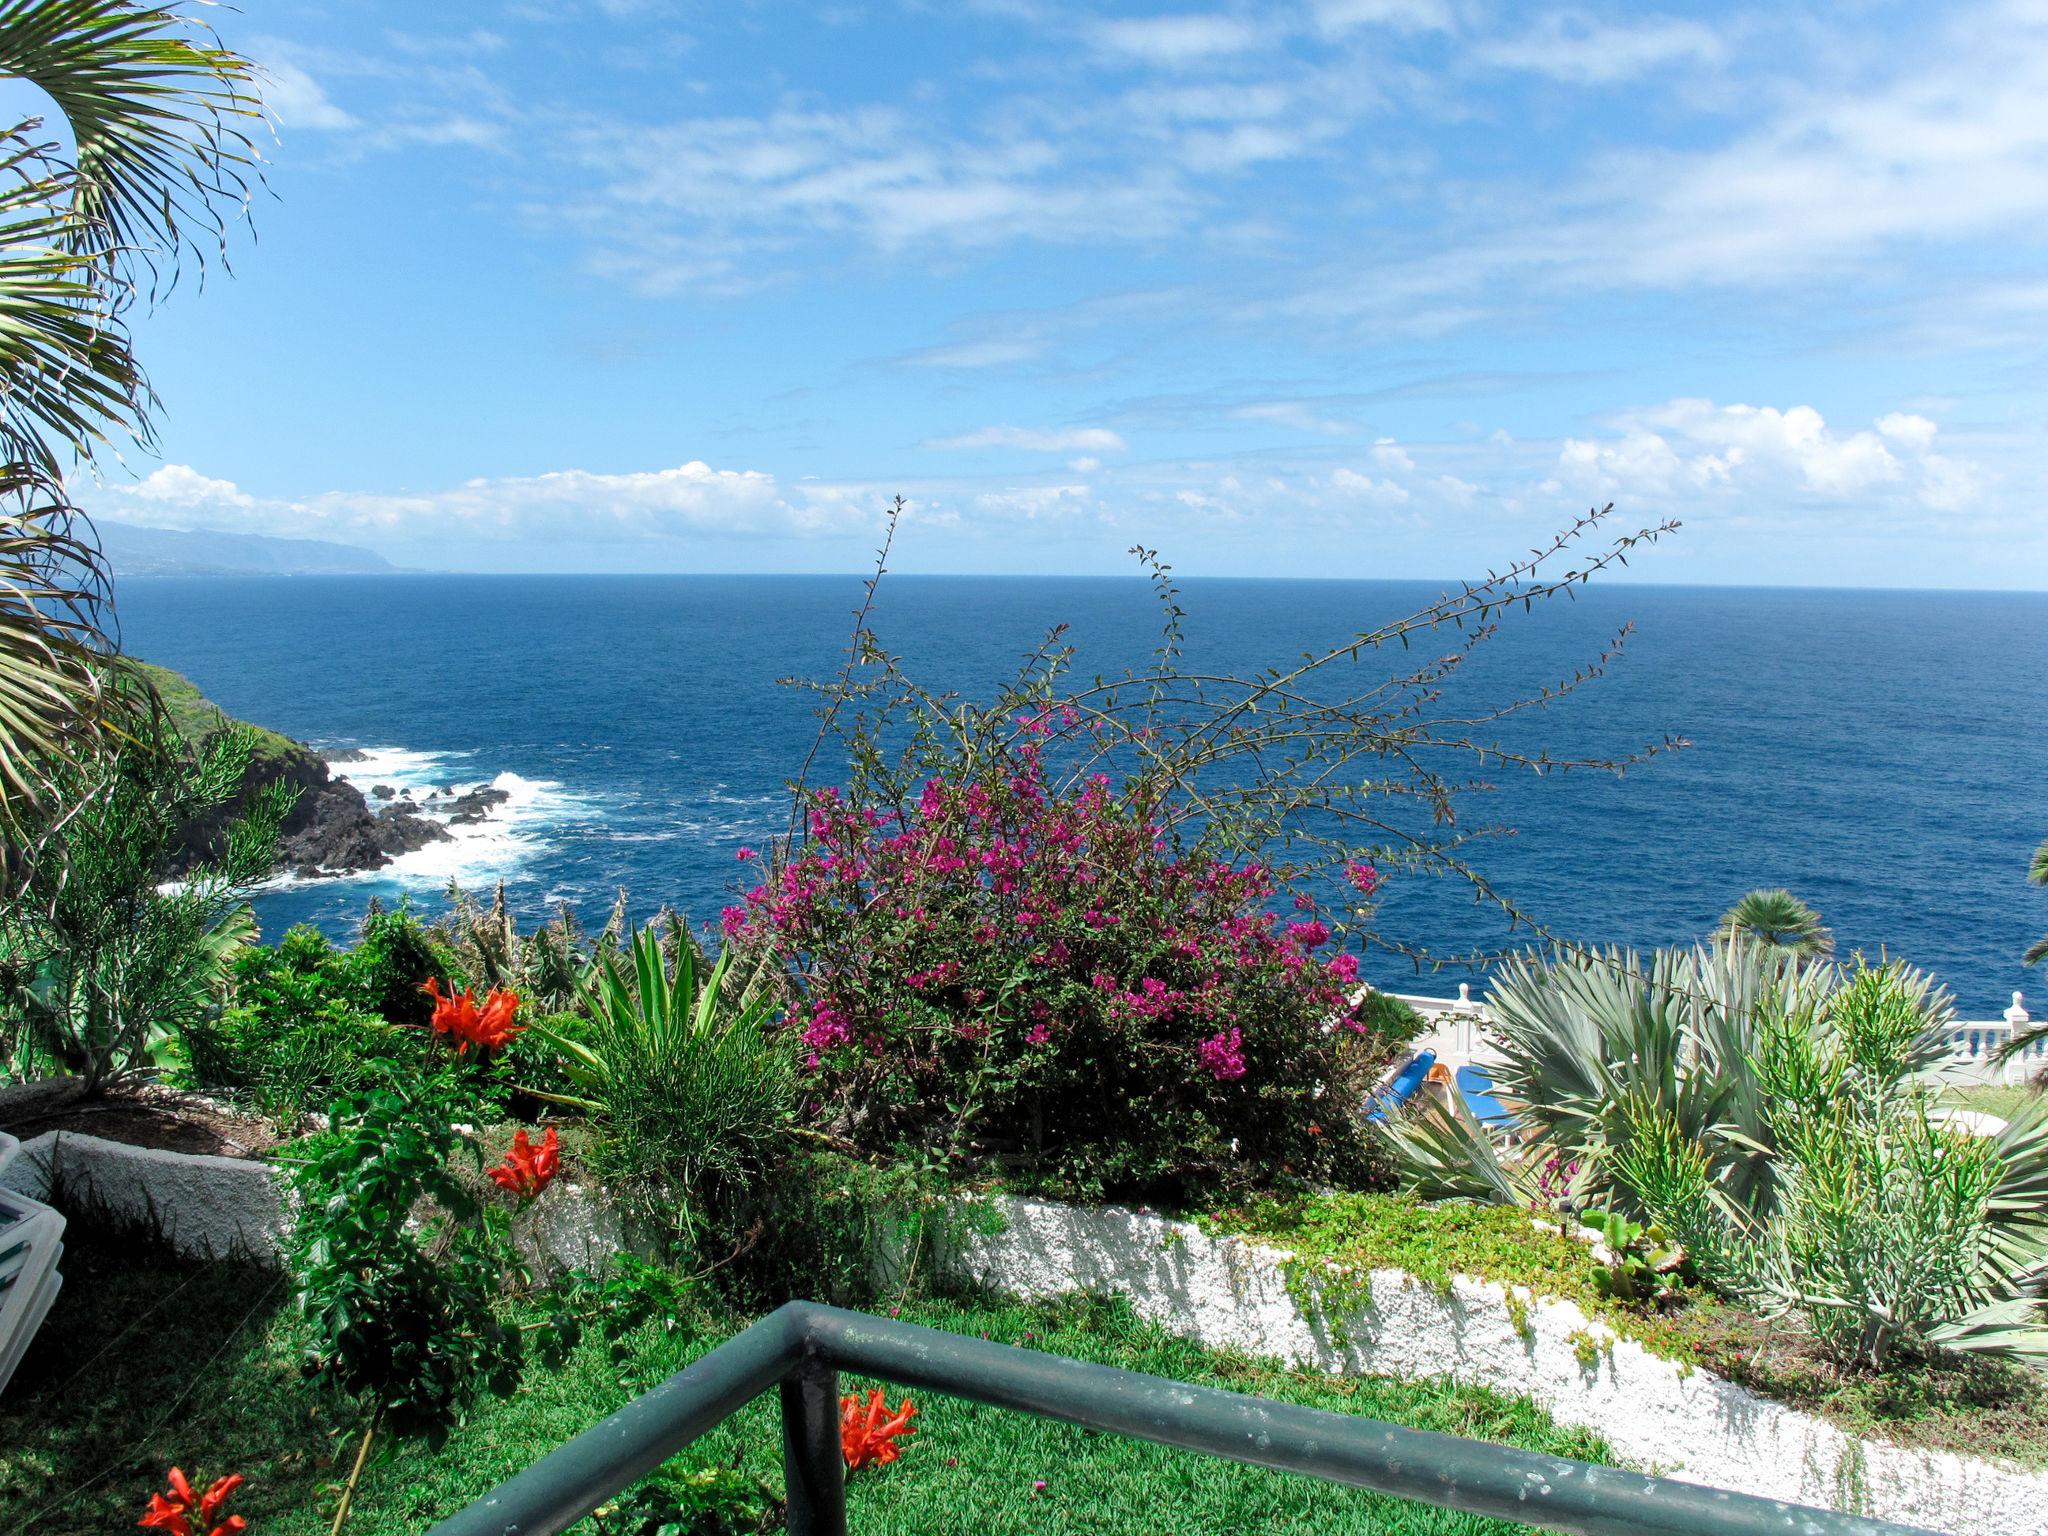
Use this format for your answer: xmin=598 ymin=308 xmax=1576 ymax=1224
xmin=116 ymin=576 xmax=2048 ymax=1016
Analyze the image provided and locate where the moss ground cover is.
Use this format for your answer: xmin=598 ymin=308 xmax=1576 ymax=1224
xmin=0 ymin=1233 xmax=1614 ymax=1536
xmin=1209 ymin=1190 xmax=2048 ymax=1469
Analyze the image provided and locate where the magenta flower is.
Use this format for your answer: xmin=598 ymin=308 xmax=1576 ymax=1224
xmin=1199 ymin=1027 xmax=1247 ymax=1081
xmin=736 ymin=845 xmax=757 ymax=861
xmin=1345 ymin=861 xmax=1380 ymax=894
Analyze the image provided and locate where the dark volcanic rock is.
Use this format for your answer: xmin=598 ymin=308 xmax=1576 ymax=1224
xmin=322 ymin=747 xmax=371 ymax=763
xmin=447 ymin=783 xmax=511 ymax=824
xmin=170 ymin=740 xmax=450 ymax=879
xmin=370 ymin=784 xmax=396 ymax=800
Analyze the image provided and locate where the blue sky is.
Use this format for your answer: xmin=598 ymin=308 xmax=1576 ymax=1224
xmin=60 ymin=0 xmax=2048 ymax=583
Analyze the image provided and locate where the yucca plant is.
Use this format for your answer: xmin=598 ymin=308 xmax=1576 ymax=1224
xmin=1715 ymin=887 xmax=1833 ymax=959
xmin=532 ymin=920 xmax=795 ymax=1248
xmin=0 ymin=2 xmax=260 ymax=855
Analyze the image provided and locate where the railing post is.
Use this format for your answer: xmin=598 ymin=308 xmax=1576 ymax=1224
xmin=781 ymin=1356 xmax=846 ymax=1536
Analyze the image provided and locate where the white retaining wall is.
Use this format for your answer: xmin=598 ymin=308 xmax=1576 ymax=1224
xmin=947 ymin=1196 xmax=2048 ymax=1536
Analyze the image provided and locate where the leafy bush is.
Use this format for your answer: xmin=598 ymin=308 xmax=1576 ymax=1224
xmin=352 ymin=899 xmax=460 ymax=1029
xmin=1615 ymin=963 xmax=2048 ymax=1369
xmin=182 ymin=926 xmax=402 ymax=1122
xmin=0 ymin=706 xmax=292 ymax=1087
xmin=533 ymin=920 xmax=795 ymax=1256
xmin=287 ymin=1077 xmax=524 ymax=1437
xmin=734 ymin=740 xmax=1388 ymax=1200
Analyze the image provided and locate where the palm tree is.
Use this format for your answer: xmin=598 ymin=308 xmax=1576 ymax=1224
xmin=1714 ymin=887 xmax=1833 ymax=959
xmin=0 ymin=2 xmax=261 ymax=856
xmin=2027 ymin=835 xmax=2047 ymax=969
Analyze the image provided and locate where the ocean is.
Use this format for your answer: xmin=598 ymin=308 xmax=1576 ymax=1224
xmin=115 ymin=574 xmax=2048 ymax=1017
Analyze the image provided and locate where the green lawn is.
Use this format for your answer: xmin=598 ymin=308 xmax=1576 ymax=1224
xmin=1 ymin=1235 xmax=1613 ymax=1536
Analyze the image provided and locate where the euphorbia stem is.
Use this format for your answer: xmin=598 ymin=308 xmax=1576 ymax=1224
xmin=330 ymin=1408 xmax=381 ymax=1536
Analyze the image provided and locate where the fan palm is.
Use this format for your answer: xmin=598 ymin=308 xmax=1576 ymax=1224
xmin=1715 ymin=887 xmax=1833 ymax=959
xmin=0 ymin=1 xmax=260 ymax=850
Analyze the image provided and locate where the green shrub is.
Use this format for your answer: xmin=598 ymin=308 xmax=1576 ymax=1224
xmin=286 ymin=1077 xmax=524 ymax=1436
xmin=1379 ymin=947 xmax=2048 ymax=1371
xmin=1616 ymin=962 xmax=2048 ymax=1370
xmin=349 ymin=899 xmax=459 ymax=1029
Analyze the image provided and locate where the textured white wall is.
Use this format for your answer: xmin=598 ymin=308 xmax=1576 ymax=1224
xmin=948 ymin=1196 xmax=2048 ymax=1536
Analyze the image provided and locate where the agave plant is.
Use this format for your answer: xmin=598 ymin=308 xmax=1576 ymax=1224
xmin=0 ymin=3 xmax=260 ymax=854
xmin=531 ymin=920 xmax=794 ymax=1240
xmin=1714 ymin=888 xmax=1833 ymax=959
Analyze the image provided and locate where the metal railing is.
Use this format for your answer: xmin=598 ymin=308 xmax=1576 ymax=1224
xmin=427 ymin=1300 xmax=1937 ymax=1536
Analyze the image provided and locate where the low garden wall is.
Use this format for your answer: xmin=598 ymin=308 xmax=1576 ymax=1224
xmin=943 ymin=1196 xmax=2048 ymax=1536
xmin=0 ymin=1129 xmax=625 ymax=1274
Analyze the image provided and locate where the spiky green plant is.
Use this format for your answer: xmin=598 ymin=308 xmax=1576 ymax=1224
xmin=531 ymin=920 xmax=794 ymax=1248
xmin=1615 ymin=971 xmax=2048 ymax=1371
xmin=0 ymin=2 xmax=260 ymax=849
xmin=1715 ymin=887 xmax=1833 ymax=959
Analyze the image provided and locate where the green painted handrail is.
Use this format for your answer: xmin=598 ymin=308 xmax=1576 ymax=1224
xmin=427 ymin=1300 xmax=1940 ymax=1536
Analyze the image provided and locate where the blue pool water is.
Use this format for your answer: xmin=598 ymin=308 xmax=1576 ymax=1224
xmin=114 ymin=575 xmax=2048 ymax=1015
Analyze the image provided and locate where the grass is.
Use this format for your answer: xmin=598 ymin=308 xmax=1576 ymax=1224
xmin=134 ymin=660 xmax=301 ymax=766
xmin=0 ymin=1232 xmax=1615 ymax=1536
xmin=1207 ymin=1189 xmax=2048 ymax=1469
xmin=1945 ymin=1080 xmax=2047 ymax=1123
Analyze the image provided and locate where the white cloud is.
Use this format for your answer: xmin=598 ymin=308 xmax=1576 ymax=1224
xmin=1089 ymin=14 xmax=1266 ymax=65
xmin=98 ymin=461 xmax=868 ymax=544
xmin=116 ymin=464 xmax=257 ymax=509
xmin=1473 ymin=14 xmax=1726 ymax=84
xmin=1876 ymin=412 xmax=1941 ymax=451
xmin=1373 ymin=436 xmax=1416 ymax=471
xmin=1330 ymin=467 xmax=1412 ymax=504
xmin=924 ymin=425 xmax=1127 ymax=453
xmin=1235 ymin=400 xmax=1357 ymax=434
xmin=1311 ymin=0 xmax=1454 ymax=36
xmin=1546 ymin=399 xmax=1989 ymax=515
xmin=262 ymin=63 xmax=359 ymax=131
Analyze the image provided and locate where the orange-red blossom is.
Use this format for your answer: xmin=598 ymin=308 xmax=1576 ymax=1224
xmin=840 ymin=1386 xmax=918 ymax=1470
xmin=489 ymin=1126 xmax=562 ymax=1200
xmin=139 ymin=1468 xmax=246 ymax=1536
xmin=421 ymin=978 xmax=524 ymax=1055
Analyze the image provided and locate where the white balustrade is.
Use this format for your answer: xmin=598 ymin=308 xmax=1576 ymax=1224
xmin=1379 ymin=987 xmax=2046 ymax=1086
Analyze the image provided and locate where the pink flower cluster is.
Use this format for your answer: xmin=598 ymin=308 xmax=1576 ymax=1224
xmin=731 ymin=737 xmax=1380 ymax=1183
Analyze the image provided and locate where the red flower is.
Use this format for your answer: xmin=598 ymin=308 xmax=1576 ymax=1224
xmin=489 ymin=1126 xmax=561 ymax=1200
xmin=139 ymin=1469 xmax=245 ymax=1536
xmin=421 ymin=978 xmax=525 ymax=1055
xmin=840 ymin=1386 xmax=917 ymax=1470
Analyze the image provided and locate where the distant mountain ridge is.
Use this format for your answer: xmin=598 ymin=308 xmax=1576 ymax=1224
xmin=95 ymin=518 xmax=399 ymax=577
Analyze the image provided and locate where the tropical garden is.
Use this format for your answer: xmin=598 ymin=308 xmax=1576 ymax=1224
xmin=2 ymin=5 xmax=2047 ymax=1535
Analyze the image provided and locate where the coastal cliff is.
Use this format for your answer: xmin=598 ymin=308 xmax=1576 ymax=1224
xmin=142 ymin=663 xmax=452 ymax=879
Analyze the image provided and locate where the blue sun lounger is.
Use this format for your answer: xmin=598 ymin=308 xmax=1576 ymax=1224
xmin=1366 ymin=1049 xmax=1435 ymax=1123
xmin=1455 ymin=1063 xmax=1521 ymax=1142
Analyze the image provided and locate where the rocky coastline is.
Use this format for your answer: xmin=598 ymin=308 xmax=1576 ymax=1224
xmin=155 ymin=667 xmax=509 ymax=880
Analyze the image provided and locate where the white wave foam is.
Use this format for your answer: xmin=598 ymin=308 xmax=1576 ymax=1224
xmin=270 ymin=754 xmax=600 ymax=892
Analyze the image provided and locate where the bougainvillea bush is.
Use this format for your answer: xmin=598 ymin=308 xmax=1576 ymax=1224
xmin=732 ymin=732 xmax=1399 ymax=1198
